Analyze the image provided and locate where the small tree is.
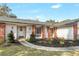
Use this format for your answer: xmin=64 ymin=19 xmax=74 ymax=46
xmin=29 ymin=32 xmax=36 ymax=43
xmin=7 ymin=31 xmax=15 ymax=43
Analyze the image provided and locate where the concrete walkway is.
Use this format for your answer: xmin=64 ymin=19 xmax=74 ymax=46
xmin=18 ymin=39 xmax=79 ymax=51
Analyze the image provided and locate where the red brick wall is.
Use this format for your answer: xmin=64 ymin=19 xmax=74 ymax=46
xmin=73 ymin=23 xmax=77 ymax=40
xmin=41 ymin=26 xmax=45 ymax=39
xmin=32 ymin=25 xmax=35 ymax=35
xmin=47 ymin=27 xmax=57 ymax=39
xmin=54 ymin=27 xmax=57 ymax=38
xmin=0 ymin=23 xmax=5 ymax=43
xmin=47 ymin=27 xmax=51 ymax=39
xmin=52 ymin=27 xmax=57 ymax=38
xmin=51 ymin=28 xmax=54 ymax=38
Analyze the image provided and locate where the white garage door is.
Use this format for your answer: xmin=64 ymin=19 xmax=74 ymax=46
xmin=57 ymin=27 xmax=74 ymax=40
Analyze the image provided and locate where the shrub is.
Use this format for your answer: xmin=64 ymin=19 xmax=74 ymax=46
xmin=29 ymin=33 xmax=36 ymax=43
xmin=7 ymin=31 xmax=15 ymax=43
xmin=47 ymin=39 xmax=52 ymax=45
xmin=72 ymin=40 xmax=77 ymax=46
xmin=52 ymin=38 xmax=59 ymax=47
xmin=59 ymin=37 xmax=65 ymax=47
xmin=26 ymin=38 xmax=30 ymax=42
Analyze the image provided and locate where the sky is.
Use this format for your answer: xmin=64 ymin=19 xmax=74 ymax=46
xmin=0 ymin=3 xmax=79 ymax=22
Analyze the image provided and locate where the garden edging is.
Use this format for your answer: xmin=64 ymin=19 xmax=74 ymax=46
xmin=18 ymin=39 xmax=79 ymax=51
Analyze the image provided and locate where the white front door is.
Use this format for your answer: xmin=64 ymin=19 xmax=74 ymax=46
xmin=18 ymin=26 xmax=26 ymax=38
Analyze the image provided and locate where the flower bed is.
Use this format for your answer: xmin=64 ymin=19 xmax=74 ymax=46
xmin=26 ymin=38 xmax=79 ymax=47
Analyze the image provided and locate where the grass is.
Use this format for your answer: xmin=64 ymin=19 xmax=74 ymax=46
xmin=0 ymin=43 xmax=79 ymax=56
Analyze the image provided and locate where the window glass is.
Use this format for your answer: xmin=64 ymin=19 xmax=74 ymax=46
xmin=20 ymin=27 xmax=22 ymax=31
xmin=36 ymin=27 xmax=41 ymax=34
xmin=29 ymin=27 xmax=31 ymax=30
xmin=12 ymin=26 xmax=13 ymax=29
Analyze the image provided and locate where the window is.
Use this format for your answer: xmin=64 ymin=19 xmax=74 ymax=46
xmin=36 ymin=27 xmax=41 ymax=34
xmin=35 ymin=27 xmax=41 ymax=37
xmin=20 ymin=27 xmax=23 ymax=31
xmin=29 ymin=27 xmax=31 ymax=30
xmin=12 ymin=26 xmax=13 ymax=29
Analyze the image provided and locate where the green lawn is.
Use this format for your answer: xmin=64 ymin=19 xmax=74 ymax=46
xmin=0 ymin=43 xmax=79 ymax=56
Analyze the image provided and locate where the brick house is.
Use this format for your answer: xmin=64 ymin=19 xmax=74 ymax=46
xmin=0 ymin=16 xmax=79 ymax=44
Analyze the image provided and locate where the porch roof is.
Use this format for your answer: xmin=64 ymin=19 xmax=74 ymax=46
xmin=0 ymin=16 xmax=79 ymax=27
xmin=0 ymin=16 xmax=46 ymax=25
xmin=50 ymin=19 xmax=79 ymax=28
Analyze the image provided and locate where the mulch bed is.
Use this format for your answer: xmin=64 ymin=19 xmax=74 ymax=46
xmin=30 ymin=39 xmax=79 ymax=47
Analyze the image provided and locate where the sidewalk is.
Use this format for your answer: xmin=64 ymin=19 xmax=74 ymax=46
xmin=18 ymin=39 xmax=79 ymax=51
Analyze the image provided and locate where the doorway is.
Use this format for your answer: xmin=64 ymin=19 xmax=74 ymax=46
xmin=17 ymin=26 xmax=26 ymax=38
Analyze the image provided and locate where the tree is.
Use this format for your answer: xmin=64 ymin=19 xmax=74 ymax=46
xmin=7 ymin=31 xmax=15 ymax=43
xmin=61 ymin=19 xmax=71 ymax=22
xmin=29 ymin=32 xmax=36 ymax=43
xmin=0 ymin=4 xmax=17 ymax=18
xmin=0 ymin=4 xmax=11 ymax=16
xmin=46 ymin=19 xmax=55 ymax=23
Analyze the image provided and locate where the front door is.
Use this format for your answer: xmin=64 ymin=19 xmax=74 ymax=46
xmin=18 ymin=26 xmax=26 ymax=38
